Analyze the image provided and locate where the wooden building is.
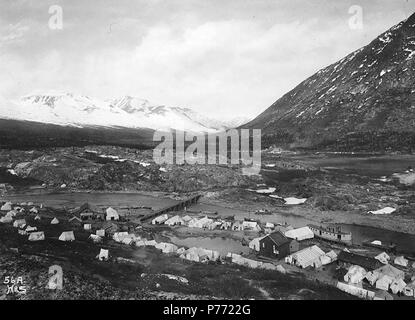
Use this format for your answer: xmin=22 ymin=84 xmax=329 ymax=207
xmin=259 ymin=231 xmax=291 ymax=260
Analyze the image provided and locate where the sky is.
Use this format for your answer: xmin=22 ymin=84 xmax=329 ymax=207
xmin=0 ymin=0 xmax=414 ymax=120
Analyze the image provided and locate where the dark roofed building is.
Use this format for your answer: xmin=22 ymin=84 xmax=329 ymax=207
xmin=259 ymin=231 xmax=291 ymax=259
xmin=337 ymin=251 xmax=383 ymax=271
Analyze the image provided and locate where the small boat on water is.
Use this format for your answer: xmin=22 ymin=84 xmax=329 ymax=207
xmin=308 ymin=224 xmax=352 ymax=245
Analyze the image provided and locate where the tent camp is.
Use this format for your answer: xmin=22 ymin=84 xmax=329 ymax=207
xmin=28 ymin=231 xmax=45 ymax=241
xmin=285 ymin=245 xmax=325 ymax=268
xmin=51 ymin=217 xmax=59 ymax=224
xmin=151 ymin=214 xmax=169 ymax=225
xmin=344 ymin=265 xmax=367 ymax=284
xmin=106 ymin=207 xmax=119 ymax=221
xmin=394 ymin=256 xmax=409 ymax=267
xmin=1 ymin=202 xmax=12 ymax=211
xmin=13 ymin=219 xmax=26 ymax=228
xmin=59 ymin=231 xmax=75 ymax=242
xmin=284 ymin=226 xmax=314 ymax=241
xmin=375 ymin=252 xmax=390 ymax=265
xmin=390 ymin=278 xmax=407 ymax=295
xmin=98 ymin=248 xmax=109 ymax=261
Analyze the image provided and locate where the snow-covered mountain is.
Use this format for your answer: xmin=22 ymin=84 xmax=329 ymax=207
xmin=0 ymin=92 xmax=245 ymax=133
xmin=245 ymin=13 xmax=415 ymax=152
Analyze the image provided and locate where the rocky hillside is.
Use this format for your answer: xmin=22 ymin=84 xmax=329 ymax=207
xmin=245 ymin=13 xmax=415 ymax=152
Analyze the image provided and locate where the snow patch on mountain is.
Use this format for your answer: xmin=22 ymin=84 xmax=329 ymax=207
xmin=0 ymin=93 xmax=247 ymax=133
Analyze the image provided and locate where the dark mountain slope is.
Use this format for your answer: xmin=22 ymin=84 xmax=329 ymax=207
xmin=245 ymin=13 xmax=415 ymax=152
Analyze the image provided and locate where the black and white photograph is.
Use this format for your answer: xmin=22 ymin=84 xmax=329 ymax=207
xmin=1 ymin=0 xmax=415 ymax=307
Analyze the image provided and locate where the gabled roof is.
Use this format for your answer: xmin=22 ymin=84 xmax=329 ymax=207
xmin=261 ymin=231 xmax=290 ymax=247
xmin=338 ymin=251 xmax=383 ymax=270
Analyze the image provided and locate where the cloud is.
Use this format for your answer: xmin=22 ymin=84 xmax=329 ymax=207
xmin=0 ymin=0 xmax=413 ymax=120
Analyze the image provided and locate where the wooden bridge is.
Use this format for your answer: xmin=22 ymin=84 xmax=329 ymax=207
xmin=141 ymin=194 xmax=202 ymax=222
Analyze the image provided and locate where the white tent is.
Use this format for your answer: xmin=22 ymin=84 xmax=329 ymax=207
xmin=182 ymin=215 xmax=193 ymax=224
xmin=29 ymin=207 xmax=38 ymax=214
xmin=188 ymin=216 xmax=213 ymax=229
xmin=177 ymin=247 xmax=186 ymax=254
xmin=344 ymin=265 xmax=367 ymax=284
xmin=89 ymin=234 xmax=102 ymax=243
xmin=394 ymin=256 xmax=409 ymax=267
xmin=365 ymin=271 xmax=380 ymax=286
xmin=376 ymin=275 xmax=394 ymax=291
xmin=106 ymin=207 xmax=119 ymax=221
xmin=28 ymin=231 xmax=45 ymax=241
xmin=375 ymin=252 xmax=390 ymax=265
xmin=242 ymin=221 xmax=261 ymax=231
xmin=34 ymin=215 xmax=41 ymax=221
xmin=285 ymin=245 xmax=325 ymax=268
xmin=1 ymin=202 xmax=12 ymax=211
xmin=13 ymin=219 xmax=26 ymax=228
xmin=18 ymin=229 xmax=27 ymax=236
xmin=98 ymin=248 xmax=109 ymax=261
xmin=390 ymin=279 xmax=407 ymax=295
xmin=265 ymin=222 xmax=275 ymax=229
xmin=0 ymin=216 xmax=13 ymax=224
xmin=59 ymin=231 xmax=75 ymax=242
xmin=96 ymin=229 xmax=105 ymax=237
xmin=165 ymin=215 xmax=184 ymax=226
xmin=51 ymin=217 xmax=59 ymax=224
xmin=320 ymin=250 xmax=337 ymax=266
xmin=6 ymin=210 xmax=16 ymax=218
xmin=284 ymin=226 xmax=314 ymax=241
xmin=151 ymin=214 xmax=169 ymax=225
xmin=155 ymin=242 xmax=178 ymax=254
xmin=144 ymin=239 xmax=157 ymax=246
xmin=182 ymin=247 xmax=220 ymax=262
xmin=25 ymin=226 xmax=37 ymax=233
xmin=83 ymin=224 xmax=92 ymax=230
xmin=113 ymin=232 xmax=129 ymax=243
xmin=249 ymin=236 xmax=266 ymax=251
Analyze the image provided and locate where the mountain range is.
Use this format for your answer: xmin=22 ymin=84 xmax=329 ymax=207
xmin=0 ymin=92 xmax=248 ymax=132
xmin=245 ymin=13 xmax=415 ymax=152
